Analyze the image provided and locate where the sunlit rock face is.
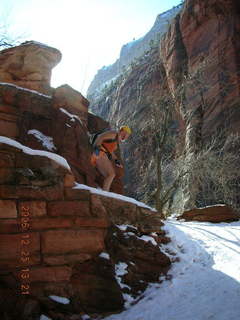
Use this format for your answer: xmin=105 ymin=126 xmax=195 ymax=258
xmin=88 ymin=0 xmax=240 ymax=211
xmin=0 ymin=41 xmax=61 ymax=95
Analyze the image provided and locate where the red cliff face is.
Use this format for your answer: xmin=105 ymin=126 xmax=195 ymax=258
xmin=161 ymin=0 xmax=240 ymax=141
xmin=160 ymin=0 xmax=240 ymax=209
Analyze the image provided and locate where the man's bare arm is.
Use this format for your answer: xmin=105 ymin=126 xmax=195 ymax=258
xmin=94 ymin=130 xmax=117 ymax=147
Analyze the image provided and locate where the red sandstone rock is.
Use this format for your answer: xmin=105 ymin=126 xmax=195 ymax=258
xmin=161 ymin=0 xmax=240 ymax=145
xmin=64 ymin=187 xmax=91 ymax=201
xmin=28 ymin=266 xmax=72 ymax=282
xmin=41 ymin=229 xmax=105 ymax=255
xmin=0 ymin=232 xmax=40 ymax=267
xmin=31 ymin=217 xmax=73 ymax=230
xmin=53 ymin=84 xmax=89 ymax=124
xmin=0 ymin=200 xmax=17 ymax=218
xmin=0 ymin=184 xmax=64 ymax=200
xmin=43 ymin=252 xmax=92 ymax=266
xmin=0 ymin=41 xmax=61 ymax=95
xmin=19 ymin=201 xmax=47 ymax=217
xmin=90 ymin=194 xmax=108 ymax=218
xmin=74 ymin=217 xmax=110 ymax=228
xmin=178 ymin=205 xmax=239 ymax=223
xmin=0 ymin=150 xmax=15 ymax=167
xmin=70 ymin=257 xmax=124 ymax=313
xmin=48 ymin=200 xmax=91 ymax=217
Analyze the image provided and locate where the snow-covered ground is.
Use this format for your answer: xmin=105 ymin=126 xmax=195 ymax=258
xmin=104 ymin=219 xmax=240 ymax=320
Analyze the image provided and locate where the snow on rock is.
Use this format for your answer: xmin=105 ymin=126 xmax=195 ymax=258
xmin=115 ymin=262 xmax=130 ymax=289
xmin=139 ymin=235 xmax=157 ymax=246
xmin=116 ymin=225 xmax=137 ymax=231
xmin=99 ymin=252 xmax=110 ymax=260
xmin=115 ymin=262 xmax=133 ymax=307
xmin=0 ymin=136 xmax=71 ymax=171
xmin=0 ymin=82 xmax=52 ymax=98
xmin=60 ymin=108 xmax=83 ymax=125
xmin=74 ymin=183 xmax=155 ymax=211
xmin=40 ymin=315 xmax=52 ymax=320
xmin=49 ymin=295 xmax=70 ymax=304
xmin=105 ymin=219 xmax=240 ymax=320
xmin=28 ymin=129 xmax=56 ymax=151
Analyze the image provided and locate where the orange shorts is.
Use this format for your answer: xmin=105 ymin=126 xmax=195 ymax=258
xmin=90 ymin=150 xmax=106 ymax=166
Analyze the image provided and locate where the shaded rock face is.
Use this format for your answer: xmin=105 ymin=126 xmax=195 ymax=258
xmin=89 ymin=48 xmax=172 ymax=203
xmin=0 ymin=41 xmax=61 ymax=95
xmin=161 ymin=0 xmax=240 ymax=139
xmin=89 ymin=0 xmax=240 ymax=211
xmin=0 ymin=82 xmax=123 ymax=194
xmin=161 ymin=0 xmax=240 ymax=209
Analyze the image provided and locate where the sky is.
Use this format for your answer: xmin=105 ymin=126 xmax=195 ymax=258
xmin=1 ymin=0 xmax=181 ymax=95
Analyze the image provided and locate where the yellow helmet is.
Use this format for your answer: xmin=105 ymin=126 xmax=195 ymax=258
xmin=120 ymin=125 xmax=132 ymax=135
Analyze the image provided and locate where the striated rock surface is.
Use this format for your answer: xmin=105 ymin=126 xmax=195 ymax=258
xmin=160 ymin=0 xmax=240 ymax=209
xmin=0 ymin=41 xmax=61 ymax=95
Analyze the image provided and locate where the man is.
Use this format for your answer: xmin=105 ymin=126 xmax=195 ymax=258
xmin=91 ymin=126 xmax=132 ymax=191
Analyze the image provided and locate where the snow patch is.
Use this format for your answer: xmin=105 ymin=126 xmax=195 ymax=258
xmin=49 ymin=295 xmax=70 ymax=304
xmin=115 ymin=262 xmax=130 ymax=290
xmin=99 ymin=252 xmax=110 ymax=260
xmin=60 ymin=108 xmax=82 ymax=125
xmin=74 ymin=183 xmax=155 ymax=211
xmin=105 ymin=219 xmax=240 ymax=320
xmin=0 ymin=82 xmax=51 ymax=98
xmin=139 ymin=235 xmax=157 ymax=246
xmin=28 ymin=129 xmax=56 ymax=151
xmin=40 ymin=315 xmax=52 ymax=320
xmin=116 ymin=224 xmax=137 ymax=231
xmin=0 ymin=136 xmax=71 ymax=171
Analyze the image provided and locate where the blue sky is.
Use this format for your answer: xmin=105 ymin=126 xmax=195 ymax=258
xmin=1 ymin=0 xmax=181 ymax=95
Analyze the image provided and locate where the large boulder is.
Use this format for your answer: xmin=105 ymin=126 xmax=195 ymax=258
xmin=0 ymin=41 xmax=61 ymax=95
xmin=178 ymin=205 xmax=239 ymax=223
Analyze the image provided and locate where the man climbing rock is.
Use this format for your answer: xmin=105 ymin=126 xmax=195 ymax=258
xmin=91 ymin=126 xmax=132 ymax=191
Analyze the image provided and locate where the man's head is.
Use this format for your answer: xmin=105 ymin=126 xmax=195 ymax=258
xmin=119 ymin=126 xmax=132 ymax=142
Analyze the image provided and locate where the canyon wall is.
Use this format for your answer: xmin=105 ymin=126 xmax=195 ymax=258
xmin=87 ymin=4 xmax=182 ymax=100
xmin=88 ymin=0 xmax=240 ymax=212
